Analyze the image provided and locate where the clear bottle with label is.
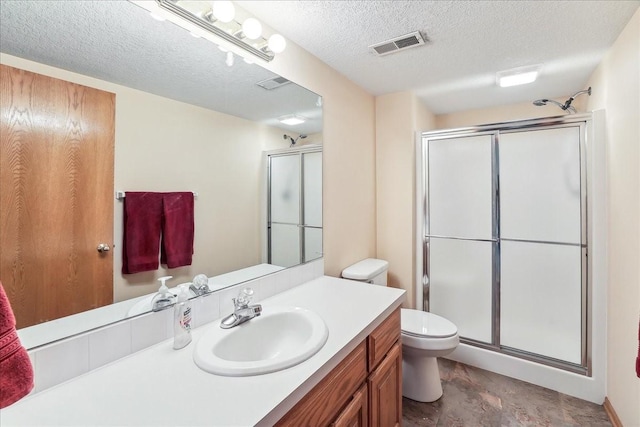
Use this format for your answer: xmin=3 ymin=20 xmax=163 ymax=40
xmin=173 ymin=284 xmax=192 ymax=350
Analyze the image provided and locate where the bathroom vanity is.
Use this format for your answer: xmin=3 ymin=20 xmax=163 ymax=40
xmin=2 ymin=277 xmax=405 ymax=426
xmin=277 ymin=307 xmax=402 ymax=426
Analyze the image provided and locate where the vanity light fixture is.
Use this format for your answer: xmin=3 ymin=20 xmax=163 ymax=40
xmin=154 ymin=0 xmax=286 ymax=62
xmin=496 ymin=65 xmax=541 ymax=87
xmin=211 ymin=0 xmax=235 ymax=23
xmin=278 ymin=114 xmax=306 ymax=126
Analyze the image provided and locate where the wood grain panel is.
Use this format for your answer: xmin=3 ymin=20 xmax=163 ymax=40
xmin=332 ymin=383 xmax=368 ymax=427
xmin=0 ymin=64 xmax=114 ymax=328
xmin=368 ymin=342 xmax=402 ymax=427
xmin=276 ymin=341 xmax=368 ymax=427
xmin=367 ymin=308 xmax=401 ymax=371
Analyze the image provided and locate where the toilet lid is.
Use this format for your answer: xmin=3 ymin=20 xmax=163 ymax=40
xmin=401 ymin=309 xmax=457 ymax=338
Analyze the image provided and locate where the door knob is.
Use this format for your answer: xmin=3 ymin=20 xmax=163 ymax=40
xmin=97 ymin=243 xmax=111 ymax=253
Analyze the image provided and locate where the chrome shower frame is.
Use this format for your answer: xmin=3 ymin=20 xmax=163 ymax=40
xmin=415 ymin=113 xmax=593 ymax=376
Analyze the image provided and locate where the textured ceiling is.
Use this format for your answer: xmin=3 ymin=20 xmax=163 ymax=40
xmin=239 ymin=0 xmax=640 ymax=114
xmin=1 ymin=1 xmax=638 ymax=119
xmin=0 ymin=0 xmax=322 ymax=134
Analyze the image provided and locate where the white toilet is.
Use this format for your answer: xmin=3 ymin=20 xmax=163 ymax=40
xmin=342 ymin=258 xmax=459 ymax=403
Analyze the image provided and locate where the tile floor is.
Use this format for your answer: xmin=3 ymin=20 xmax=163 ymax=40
xmin=403 ymin=359 xmax=612 ymax=427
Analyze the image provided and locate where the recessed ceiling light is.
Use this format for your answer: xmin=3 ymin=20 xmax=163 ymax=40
xmin=496 ymin=65 xmax=541 ymax=87
xmin=278 ymin=114 xmax=306 ymax=125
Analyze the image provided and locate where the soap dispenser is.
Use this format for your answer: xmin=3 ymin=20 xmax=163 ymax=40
xmin=151 ymin=276 xmax=175 ymax=312
xmin=173 ymin=284 xmax=192 ymax=350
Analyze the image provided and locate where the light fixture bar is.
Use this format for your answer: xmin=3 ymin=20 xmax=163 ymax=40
xmin=156 ymin=0 xmax=274 ymax=62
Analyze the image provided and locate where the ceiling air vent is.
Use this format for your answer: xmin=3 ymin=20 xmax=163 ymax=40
xmin=256 ymin=76 xmax=291 ymax=90
xmin=369 ymin=31 xmax=426 ymax=56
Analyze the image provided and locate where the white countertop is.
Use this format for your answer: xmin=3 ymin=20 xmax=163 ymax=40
xmin=3 ymin=276 xmax=405 ymax=426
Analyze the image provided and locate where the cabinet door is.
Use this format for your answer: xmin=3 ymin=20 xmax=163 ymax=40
xmin=368 ymin=342 xmax=402 ymax=427
xmin=333 ymin=384 xmax=368 ymax=427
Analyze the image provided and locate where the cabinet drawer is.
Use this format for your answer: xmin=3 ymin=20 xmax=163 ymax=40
xmin=277 ymin=341 xmax=368 ymax=427
xmin=367 ymin=308 xmax=400 ymax=371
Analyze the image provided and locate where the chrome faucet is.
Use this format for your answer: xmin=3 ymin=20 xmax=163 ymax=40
xmin=189 ymin=274 xmax=211 ymax=296
xmin=220 ymin=288 xmax=262 ymax=329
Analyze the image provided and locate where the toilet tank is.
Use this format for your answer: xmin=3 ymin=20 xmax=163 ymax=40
xmin=341 ymin=258 xmax=389 ymax=286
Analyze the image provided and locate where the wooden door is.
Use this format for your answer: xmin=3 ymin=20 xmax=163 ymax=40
xmin=368 ymin=343 xmax=402 ymax=427
xmin=0 ymin=64 xmax=114 ymax=329
xmin=333 ymin=384 xmax=368 ymax=427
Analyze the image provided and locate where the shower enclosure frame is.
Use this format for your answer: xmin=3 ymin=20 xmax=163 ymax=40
xmin=263 ymin=145 xmax=323 ymax=267
xmin=416 ymin=113 xmax=595 ymax=376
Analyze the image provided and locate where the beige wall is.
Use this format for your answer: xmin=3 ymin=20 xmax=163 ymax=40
xmin=0 ymin=53 xmax=293 ymax=302
xmin=375 ymin=92 xmax=435 ymax=306
xmin=586 ymin=8 xmax=640 ymax=426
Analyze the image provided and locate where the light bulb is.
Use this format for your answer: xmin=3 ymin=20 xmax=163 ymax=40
xmin=242 ymin=18 xmax=262 ymax=39
xmin=268 ymin=34 xmax=286 ymax=53
xmin=225 ymin=51 xmax=234 ymax=67
xmin=212 ymin=1 xmax=235 ymax=23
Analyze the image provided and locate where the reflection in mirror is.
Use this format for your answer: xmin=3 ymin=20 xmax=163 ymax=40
xmin=0 ymin=1 xmax=322 ymax=349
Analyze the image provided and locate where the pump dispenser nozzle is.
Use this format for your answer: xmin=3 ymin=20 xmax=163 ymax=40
xmin=151 ymin=276 xmax=175 ymax=312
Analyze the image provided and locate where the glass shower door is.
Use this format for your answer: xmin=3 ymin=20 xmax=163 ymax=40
xmin=303 ymin=151 xmax=322 ymax=262
xmin=267 ymin=149 xmax=323 ymax=267
xmin=421 ymin=118 xmax=590 ymax=372
xmin=427 ymin=134 xmax=496 ymax=344
xmin=269 ymin=154 xmax=301 ymax=267
xmin=498 ymin=126 xmax=584 ymax=364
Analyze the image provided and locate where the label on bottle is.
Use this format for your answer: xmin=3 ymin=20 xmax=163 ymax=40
xmin=181 ymin=306 xmax=192 ymax=332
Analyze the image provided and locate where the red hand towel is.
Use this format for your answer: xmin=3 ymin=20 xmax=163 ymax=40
xmin=122 ymin=192 xmax=164 ymax=274
xmin=636 ymin=317 xmax=640 ymax=378
xmin=0 ymin=281 xmax=34 ymax=408
xmin=160 ymin=192 xmax=195 ymax=269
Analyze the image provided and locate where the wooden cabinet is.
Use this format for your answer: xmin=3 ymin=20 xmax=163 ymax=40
xmin=276 ymin=342 xmax=367 ymax=427
xmin=367 ymin=309 xmax=401 ymax=371
xmin=333 ymin=383 xmax=368 ymax=427
xmin=277 ymin=308 xmax=402 ymax=427
xmin=368 ymin=343 xmax=402 ymax=427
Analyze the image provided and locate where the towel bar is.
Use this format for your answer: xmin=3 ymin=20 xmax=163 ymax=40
xmin=115 ymin=191 xmax=198 ymax=200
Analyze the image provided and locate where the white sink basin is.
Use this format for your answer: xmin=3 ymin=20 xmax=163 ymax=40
xmin=193 ymin=306 xmax=328 ymax=376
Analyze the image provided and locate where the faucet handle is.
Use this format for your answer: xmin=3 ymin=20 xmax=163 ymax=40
xmin=235 ymin=287 xmax=254 ymax=307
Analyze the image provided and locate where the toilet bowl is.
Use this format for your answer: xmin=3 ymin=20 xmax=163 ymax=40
xmin=342 ymin=258 xmax=459 ymax=403
xmin=400 ymin=308 xmax=459 ymax=402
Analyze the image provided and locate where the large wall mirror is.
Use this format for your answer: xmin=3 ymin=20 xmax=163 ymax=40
xmin=0 ymin=1 xmax=323 ymax=349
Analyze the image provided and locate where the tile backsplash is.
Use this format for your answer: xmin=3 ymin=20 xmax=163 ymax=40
xmin=25 ymin=259 xmax=324 ymax=396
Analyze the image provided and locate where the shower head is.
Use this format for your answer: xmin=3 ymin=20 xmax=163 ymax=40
xmin=532 ymin=98 xmax=575 ymax=113
xmin=532 ymin=99 xmax=550 ymax=106
xmin=283 ymin=134 xmax=307 ymax=147
xmin=532 ymin=87 xmax=591 ymax=114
